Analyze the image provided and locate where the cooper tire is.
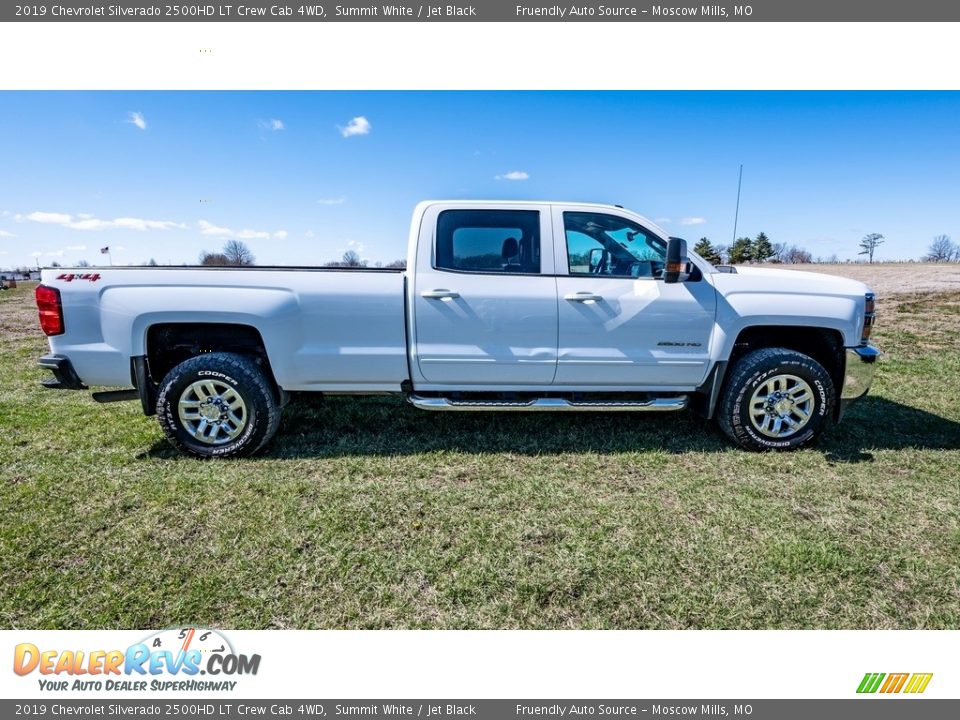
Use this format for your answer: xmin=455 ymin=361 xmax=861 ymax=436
xmin=717 ymin=347 xmax=834 ymax=451
xmin=156 ymin=352 xmax=281 ymax=458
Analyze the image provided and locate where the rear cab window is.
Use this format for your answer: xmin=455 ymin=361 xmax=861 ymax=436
xmin=435 ymin=209 xmax=541 ymax=274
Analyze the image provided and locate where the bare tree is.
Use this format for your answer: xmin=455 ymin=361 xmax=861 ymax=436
xmin=858 ymin=233 xmax=884 ymax=263
xmin=771 ymin=242 xmax=789 ymax=263
xmin=76 ymin=260 xmax=91 ymax=267
xmin=924 ymin=234 xmax=955 ymax=262
xmin=385 ymin=259 xmax=407 ymax=269
xmin=784 ymin=245 xmax=813 ymax=264
xmin=222 ymin=239 xmax=256 ymax=266
xmin=199 ymin=251 xmax=230 ymax=266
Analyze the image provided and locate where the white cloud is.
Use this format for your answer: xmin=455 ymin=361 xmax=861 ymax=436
xmin=0 ymin=230 xmax=15 ymax=237
xmin=654 ymin=217 xmax=671 ymax=225
xmin=316 ymin=196 xmax=346 ymax=206
xmin=304 ymin=230 xmax=315 ymax=239
xmin=680 ymin=217 xmax=707 ymax=226
xmin=127 ymin=112 xmax=147 ymax=130
xmin=236 ymin=229 xmax=270 ymax=240
xmin=339 ymin=116 xmax=371 ymax=138
xmin=65 ymin=245 xmax=87 ymax=251
xmin=25 ymin=211 xmax=183 ymax=232
xmin=27 ymin=211 xmax=73 ymax=225
xmin=495 ymin=171 xmax=530 ymax=181
xmin=30 ymin=251 xmax=43 ymax=257
xmin=113 ymin=217 xmax=183 ymax=231
xmin=45 ymin=250 xmax=65 ymax=257
xmin=198 ymin=219 xmax=283 ymax=241
xmin=336 ymin=239 xmax=366 ymax=255
xmin=258 ymin=118 xmax=285 ymax=131
xmin=198 ymin=220 xmax=234 ymax=236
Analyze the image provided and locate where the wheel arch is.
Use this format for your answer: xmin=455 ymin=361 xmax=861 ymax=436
xmin=140 ymin=322 xmax=284 ymax=412
xmin=697 ymin=324 xmax=845 ymax=420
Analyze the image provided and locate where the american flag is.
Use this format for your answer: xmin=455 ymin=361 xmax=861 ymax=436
xmin=100 ymin=246 xmax=110 ymax=254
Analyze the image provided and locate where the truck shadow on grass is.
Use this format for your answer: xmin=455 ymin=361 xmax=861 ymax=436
xmin=140 ymin=394 xmax=960 ymax=461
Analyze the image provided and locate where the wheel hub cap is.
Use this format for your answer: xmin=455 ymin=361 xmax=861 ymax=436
xmin=178 ymin=379 xmax=248 ymax=445
xmin=748 ymin=374 xmax=815 ymax=439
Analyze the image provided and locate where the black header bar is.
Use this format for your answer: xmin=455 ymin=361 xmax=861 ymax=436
xmin=5 ymin=1 xmax=960 ymax=23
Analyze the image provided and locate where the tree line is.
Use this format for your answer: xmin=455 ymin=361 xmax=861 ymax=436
xmin=693 ymin=233 xmax=817 ymax=265
xmin=197 ymin=242 xmax=407 ymax=269
xmin=694 ymin=231 xmax=958 ymax=265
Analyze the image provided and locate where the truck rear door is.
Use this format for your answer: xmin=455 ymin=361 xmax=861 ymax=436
xmin=410 ymin=203 xmax=558 ymax=386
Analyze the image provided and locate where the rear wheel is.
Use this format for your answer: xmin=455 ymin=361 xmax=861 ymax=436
xmin=717 ymin=347 xmax=834 ymax=451
xmin=156 ymin=352 xmax=281 ymax=458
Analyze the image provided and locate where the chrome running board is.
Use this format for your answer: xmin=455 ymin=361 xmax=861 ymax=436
xmin=407 ymin=395 xmax=688 ymax=412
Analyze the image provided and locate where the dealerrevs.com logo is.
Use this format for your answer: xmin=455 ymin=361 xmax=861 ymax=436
xmin=857 ymin=672 xmax=933 ymax=694
xmin=13 ymin=627 xmax=260 ymax=693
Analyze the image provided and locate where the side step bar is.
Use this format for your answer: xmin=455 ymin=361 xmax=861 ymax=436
xmin=407 ymin=395 xmax=688 ymax=412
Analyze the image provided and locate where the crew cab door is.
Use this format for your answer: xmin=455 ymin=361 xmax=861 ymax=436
xmin=411 ymin=204 xmax=558 ymax=386
xmin=552 ymin=207 xmax=716 ymax=388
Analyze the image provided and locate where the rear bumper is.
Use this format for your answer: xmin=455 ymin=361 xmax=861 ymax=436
xmin=38 ymin=354 xmax=87 ymax=390
xmin=838 ymin=344 xmax=880 ymax=418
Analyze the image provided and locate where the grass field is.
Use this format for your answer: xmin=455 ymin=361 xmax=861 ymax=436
xmin=1 ymin=280 xmax=958 ymax=629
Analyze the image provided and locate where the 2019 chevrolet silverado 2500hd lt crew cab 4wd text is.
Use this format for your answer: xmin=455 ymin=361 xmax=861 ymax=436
xmin=35 ymin=201 xmax=880 ymax=458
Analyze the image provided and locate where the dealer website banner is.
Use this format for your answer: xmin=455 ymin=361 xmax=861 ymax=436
xmin=1 ymin=2 xmax=958 ymax=719
xmin=3 ymin=630 xmax=958 ymax=715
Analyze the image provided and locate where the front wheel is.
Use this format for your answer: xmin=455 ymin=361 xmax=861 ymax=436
xmin=717 ymin=347 xmax=834 ymax=451
xmin=156 ymin=352 xmax=281 ymax=458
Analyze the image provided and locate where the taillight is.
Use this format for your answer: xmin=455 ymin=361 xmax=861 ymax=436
xmin=862 ymin=292 xmax=876 ymax=343
xmin=35 ymin=284 xmax=65 ymax=336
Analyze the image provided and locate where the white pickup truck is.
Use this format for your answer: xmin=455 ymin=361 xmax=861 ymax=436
xmin=35 ymin=200 xmax=879 ymax=457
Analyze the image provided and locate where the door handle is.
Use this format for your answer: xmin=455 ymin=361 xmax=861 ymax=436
xmin=564 ymin=292 xmax=603 ymax=303
xmin=421 ymin=289 xmax=460 ymax=300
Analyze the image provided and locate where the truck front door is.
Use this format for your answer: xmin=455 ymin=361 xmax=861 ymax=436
xmin=411 ymin=204 xmax=558 ymax=386
xmin=552 ymin=207 xmax=716 ymax=388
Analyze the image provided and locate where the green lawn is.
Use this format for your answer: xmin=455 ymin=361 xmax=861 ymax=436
xmin=1 ymin=283 xmax=958 ymax=629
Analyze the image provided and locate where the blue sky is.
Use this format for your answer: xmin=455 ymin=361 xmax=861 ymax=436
xmin=1 ymin=91 xmax=958 ymax=268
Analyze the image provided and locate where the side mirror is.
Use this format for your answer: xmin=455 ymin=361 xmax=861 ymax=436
xmin=588 ymin=247 xmax=604 ymax=273
xmin=664 ymin=237 xmax=690 ymax=284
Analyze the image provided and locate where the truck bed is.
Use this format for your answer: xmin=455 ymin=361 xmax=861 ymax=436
xmin=42 ymin=265 xmax=410 ymax=392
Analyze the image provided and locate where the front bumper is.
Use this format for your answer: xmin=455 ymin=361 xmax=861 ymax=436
xmin=38 ymin=354 xmax=87 ymax=390
xmin=838 ymin=344 xmax=880 ymax=416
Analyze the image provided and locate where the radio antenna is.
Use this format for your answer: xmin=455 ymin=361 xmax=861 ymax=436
xmin=732 ymin=164 xmax=743 ymax=244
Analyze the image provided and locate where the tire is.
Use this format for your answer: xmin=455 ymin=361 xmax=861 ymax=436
xmin=156 ymin=352 xmax=281 ymax=458
xmin=717 ymin=347 xmax=834 ymax=451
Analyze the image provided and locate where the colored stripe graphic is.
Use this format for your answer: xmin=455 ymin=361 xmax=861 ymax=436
xmin=857 ymin=672 xmax=932 ymax=694
xmin=904 ymin=673 xmax=934 ymax=694
xmin=880 ymin=673 xmax=909 ymax=693
xmin=857 ymin=673 xmax=885 ymax=693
